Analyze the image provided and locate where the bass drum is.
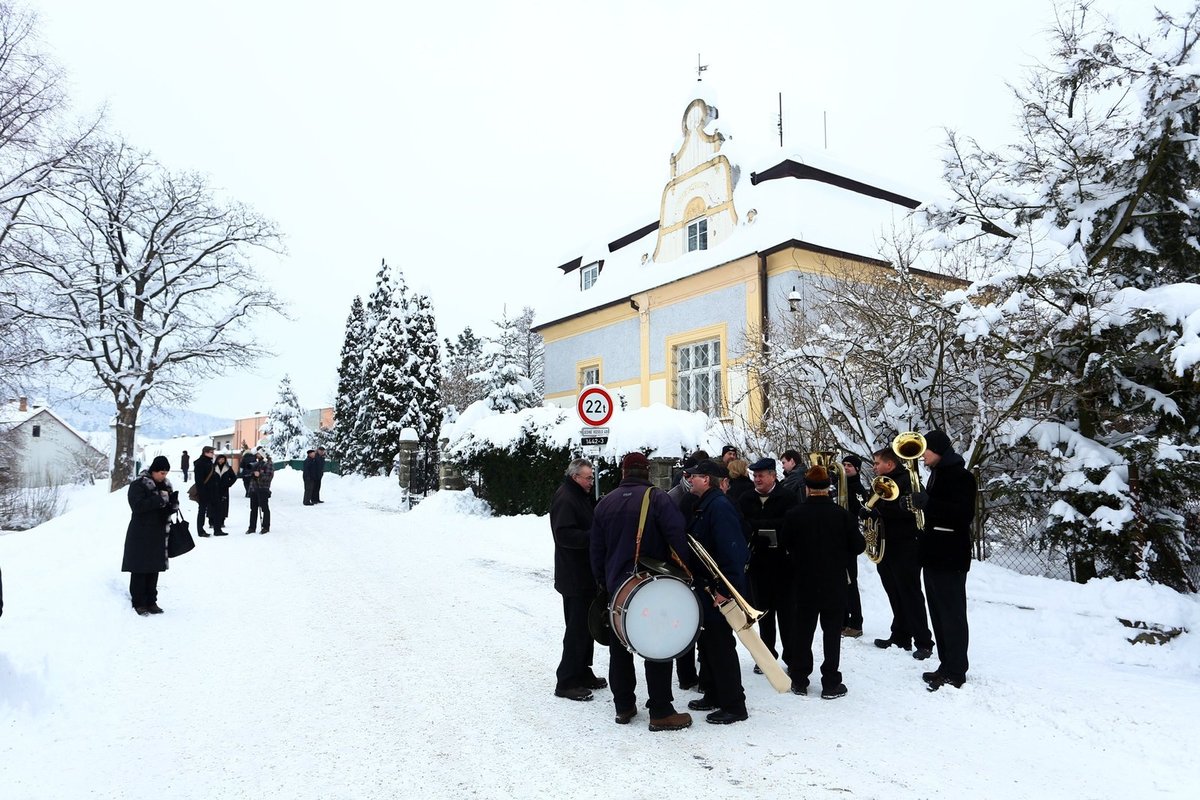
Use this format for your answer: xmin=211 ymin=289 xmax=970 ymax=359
xmin=609 ymin=571 xmax=702 ymax=662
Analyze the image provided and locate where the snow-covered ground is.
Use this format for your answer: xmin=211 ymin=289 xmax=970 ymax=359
xmin=1 ymin=471 xmax=1198 ymax=799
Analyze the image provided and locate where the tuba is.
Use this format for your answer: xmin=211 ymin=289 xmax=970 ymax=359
xmin=809 ymin=451 xmax=850 ymax=510
xmin=862 ymin=475 xmax=899 ymax=564
xmin=891 ymin=432 xmax=927 ymax=531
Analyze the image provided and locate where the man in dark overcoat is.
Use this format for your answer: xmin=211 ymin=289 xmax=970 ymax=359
xmin=549 ymin=457 xmax=602 ymax=701
xmin=841 ymin=454 xmax=869 ymax=637
xmin=737 ymin=457 xmax=797 ymax=666
xmin=687 ymin=459 xmax=750 ymax=725
xmin=122 ymin=455 xmax=178 ymax=615
xmin=590 ymin=452 xmax=693 ymax=732
xmin=313 ymin=446 xmax=327 ymax=503
xmin=911 ymin=429 xmax=978 ymax=690
xmin=780 ymin=465 xmax=866 ymax=698
xmin=192 ymin=446 xmax=215 ymax=537
xmin=180 ymin=450 xmax=191 ymax=482
xmin=302 ymin=449 xmax=319 ymax=505
xmin=862 ymin=448 xmax=934 ymax=659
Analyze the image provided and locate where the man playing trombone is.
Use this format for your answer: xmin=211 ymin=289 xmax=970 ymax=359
xmin=684 ymin=459 xmax=750 ymax=725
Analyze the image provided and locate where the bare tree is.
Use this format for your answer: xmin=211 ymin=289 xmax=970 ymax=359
xmin=0 ymin=2 xmax=95 ymax=394
xmin=4 ymin=138 xmax=284 ymax=489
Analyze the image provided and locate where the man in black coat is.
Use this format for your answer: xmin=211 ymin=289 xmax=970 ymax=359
xmin=737 ymin=457 xmax=797 ymax=666
xmin=192 ymin=446 xmax=215 ymax=537
xmin=549 ymin=457 xmax=603 ymax=701
xmin=841 ymin=454 xmax=869 ymax=637
xmin=302 ymin=449 xmax=320 ymax=505
xmin=780 ymin=465 xmax=866 ymax=698
xmin=911 ymin=430 xmax=977 ymax=690
xmin=180 ymin=450 xmax=191 ymax=482
xmin=778 ymin=449 xmax=806 ymax=500
xmin=590 ymin=452 xmax=693 ymax=732
xmin=862 ymin=448 xmax=935 ymax=660
xmin=313 ymin=446 xmax=327 ymax=503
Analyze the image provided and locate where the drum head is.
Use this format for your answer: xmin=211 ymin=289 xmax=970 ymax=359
xmin=617 ymin=574 xmax=702 ymax=662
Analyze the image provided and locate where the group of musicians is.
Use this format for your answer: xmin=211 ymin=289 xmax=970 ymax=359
xmin=548 ymin=430 xmax=977 ymax=731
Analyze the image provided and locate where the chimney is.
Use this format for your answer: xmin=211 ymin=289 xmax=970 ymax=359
xmin=19 ymin=396 xmax=27 ymax=412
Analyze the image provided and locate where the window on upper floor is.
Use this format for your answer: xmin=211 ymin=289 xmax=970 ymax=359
xmin=674 ymin=338 xmax=721 ymax=415
xmin=579 ymin=365 xmax=600 ymax=389
xmin=581 ymin=261 xmax=600 ymax=291
xmin=31 ymin=424 xmax=41 ymax=437
xmin=687 ymin=218 xmax=708 ymax=252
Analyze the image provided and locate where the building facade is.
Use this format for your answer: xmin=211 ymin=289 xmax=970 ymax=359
xmin=0 ymin=398 xmax=107 ymax=487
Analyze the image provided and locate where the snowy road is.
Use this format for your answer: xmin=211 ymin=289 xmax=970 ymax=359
xmin=1 ymin=471 xmax=1198 ymax=799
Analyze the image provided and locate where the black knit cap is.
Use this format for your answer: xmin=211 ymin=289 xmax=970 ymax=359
xmin=842 ymin=454 xmax=863 ymax=471
xmin=924 ymin=430 xmax=953 ymax=456
xmin=149 ymin=455 xmax=171 ymax=472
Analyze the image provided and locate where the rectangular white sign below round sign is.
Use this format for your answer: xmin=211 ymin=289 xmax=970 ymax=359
xmin=581 ymin=426 xmax=609 ymax=447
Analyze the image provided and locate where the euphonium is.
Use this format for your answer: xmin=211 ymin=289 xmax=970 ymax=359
xmin=891 ymin=431 xmax=927 ymax=531
xmin=862 ymin=475 xmax=899 ymax=564
xmin=808 ymin=450 xmax=850 ymax=510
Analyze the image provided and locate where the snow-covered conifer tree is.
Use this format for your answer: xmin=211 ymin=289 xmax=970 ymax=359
xmin=441 ymin=326 xmax=486 ymax=414
xmin=332 ymin=296 xmax=367 ymax=475
xmin=264 ymin=375 xmax=312 ymax=460
xmin=405 ymin=292 xmax=442 ymax=492
xmin=477 ymin=309 xmax=541 ymax=413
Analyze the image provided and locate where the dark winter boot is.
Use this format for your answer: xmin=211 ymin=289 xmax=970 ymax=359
xmin=197 ymin=530 xmax=210 ymax=538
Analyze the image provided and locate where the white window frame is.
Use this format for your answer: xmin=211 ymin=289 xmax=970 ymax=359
xmin=687 ymin=218 xmax=708 ymax=252
xmin=580 ymin=261 xmax=600 ymax=290
xmin=674 ymin=338 xmax=721 ymax=414
xmin=579 ymin=365 xmax=600 ymax=389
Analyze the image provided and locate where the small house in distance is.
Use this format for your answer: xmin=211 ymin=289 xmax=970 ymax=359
xmin=0 ymin=397 xmax=107 ymax=487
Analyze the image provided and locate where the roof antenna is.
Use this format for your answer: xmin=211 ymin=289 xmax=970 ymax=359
xmin=778 ymin=92 xmax=784 ymax=147
xmin=697 ymin=54 xmax=708 ymax=82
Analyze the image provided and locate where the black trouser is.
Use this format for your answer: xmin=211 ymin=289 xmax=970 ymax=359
xmin=129 ymin=572 xmax=160 ymax=608
xmin=789 ymin=604 xmax=845 ymax=690
xmin=303 ymin=478 xmax=315 ymax=504
xmin=608 ymin=641 xmax=677 ymax=718
xmin=924 ymin=568 xmax=969 ymax=681
xmin=555 ymin=594 xmax=596 ymax=691
xmin=250 ymin=493 xmax=271 ymax=531
xmin=313 ymin=475 xmax=323 ymax=502
xmin=195 ymin=500 xmax=210 ymax=533
xmin=748 ymin=552 xmax=790 ymax=660
xmin=697 ymin=610 xmax=746 ymax=714
xmin=877 ymin=538 xmax=933 ymax=649
xmin=845 ymin=556 xmax=863 ymax=629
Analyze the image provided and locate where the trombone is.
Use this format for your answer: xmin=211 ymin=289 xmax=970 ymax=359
xmin=891 ymin=431 xmax=927 ymax=531
xmin=687 ymin=534 xmax=763 ymax=630
xmin=862 ymin=475 xmax=899 ymax=564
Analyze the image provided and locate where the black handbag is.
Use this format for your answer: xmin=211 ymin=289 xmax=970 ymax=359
xmin=587 ymin=592 xmax=611 ymax=646
xmin=167 ymin=512 xmax=195 ymax=557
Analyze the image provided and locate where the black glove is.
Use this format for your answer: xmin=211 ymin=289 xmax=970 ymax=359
xmin=169 ymin=490 xmax=179 ymax=504
xmin=910 ymin=491 xmax=929 ymax=510
xmin=857 ymin=505 xmax=879 ymax=522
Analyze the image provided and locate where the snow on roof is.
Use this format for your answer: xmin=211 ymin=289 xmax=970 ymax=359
xmin=210 ymin=427 xmax=235 ymax=437
xmin=0 ymin=401 xmax=106 ymax=455
xmin=535 ymin=142 xmax=930 ymax=328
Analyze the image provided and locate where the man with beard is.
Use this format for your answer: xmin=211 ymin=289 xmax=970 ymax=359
xmin=736 ymin=457 xmax=796 ymax=670
xmin=910 ymin=430 xmax=977 ymax=690
xmin=860 ymin=448 xmax=935 ymax=661
xmin=549 ymin=457 xmax=604 ymax=701
xmin=779 ymin=465 xmax=865 ymax=698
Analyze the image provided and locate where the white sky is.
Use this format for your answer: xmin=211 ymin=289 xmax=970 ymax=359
xmin=30 ymin=0 xmax=1188 ymax=420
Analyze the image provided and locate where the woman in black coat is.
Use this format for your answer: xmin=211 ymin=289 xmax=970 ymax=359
xmin=122 ymin=455 xmax=178 ymax=616
xmin=206 ymin=454 xmax=238 ymax=535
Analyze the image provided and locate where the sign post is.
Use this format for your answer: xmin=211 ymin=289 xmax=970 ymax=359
xmin=577 ymin=384 xmax=614 ymax=500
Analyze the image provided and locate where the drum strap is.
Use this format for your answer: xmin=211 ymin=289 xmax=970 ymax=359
xmin=634 ymin=487 xmax=693 ymax=580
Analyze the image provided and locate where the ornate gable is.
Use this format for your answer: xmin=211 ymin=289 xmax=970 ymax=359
xmin=653 ymin=98 xmax=738 ymax=263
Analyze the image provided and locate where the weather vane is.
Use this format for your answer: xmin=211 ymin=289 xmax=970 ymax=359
xmin=697 ymin=54 xmax=708 ymax=82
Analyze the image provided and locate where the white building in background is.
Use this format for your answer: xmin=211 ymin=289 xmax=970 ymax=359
xmin=0 ymin=397 xmax=107 ymax=487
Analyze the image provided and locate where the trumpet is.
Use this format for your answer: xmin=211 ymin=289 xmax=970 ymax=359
xmin=862 ymin=476 xmax=899 ymax=564
xmin=809 ymin=451 xmax=850 ymax=510
xmin=687 ymin=534 xmax=763 ymax=630
xmin=891 ymin=432 xmax=927 ymax=531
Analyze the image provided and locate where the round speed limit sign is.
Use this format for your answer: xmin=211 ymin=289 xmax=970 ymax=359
xmin=577 ymin=384 xmax=614 ymax=427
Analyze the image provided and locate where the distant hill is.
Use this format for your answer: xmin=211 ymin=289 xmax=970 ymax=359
xmin=48 ymin=397 xmax=232 ymax=439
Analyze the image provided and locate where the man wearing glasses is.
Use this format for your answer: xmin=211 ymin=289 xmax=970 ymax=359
xmin=549 ymin=457 xmax=605 ymax=701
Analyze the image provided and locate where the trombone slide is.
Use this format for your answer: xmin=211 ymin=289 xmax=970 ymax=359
xmin=720 ymin=602 xmax=791 ymax=693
